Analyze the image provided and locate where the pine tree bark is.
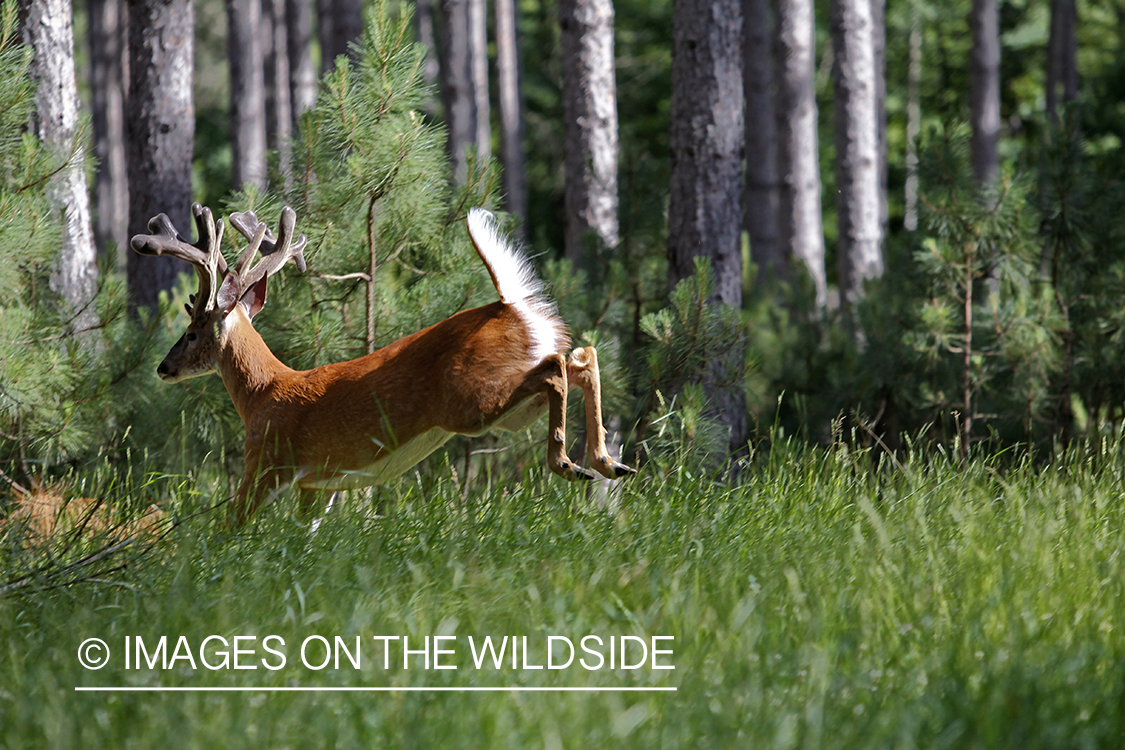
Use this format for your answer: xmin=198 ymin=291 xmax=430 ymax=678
xmin=19 ymin=0 xmax=99 ymax=328
xmin=742 ymin=0 xmax=782 ymax=285
xmin=669 ymin=0 xmax=746 ymax=452
xmin=871 ymin=0 xmax=887 ymax=236
xmin=264 ymin=0 xmax=293 ymax=188
xmin=970 ymin=0 xmax=1000 ymax=185
xmin=415 ymin=0 xmax=442 ymax=117
xmin=286 ymin=0 xmax=317 ymax=125
xmin=317 ymin=0 xmax=363 ymax=73
xmin=127 ymin=0 xmax=195 ymax=315
xmin=831 ymin=0 xmax=883 ymax=305
xmin=495 ymin=0 xmax=527 ymax=237
xmin=228 ymin=0 xmax=267 ymax=191
xmin=88 ymin=0 xmax=129 ymax=267
xmin=470 ymin=0 xmax=490 ymax=162
xmin=774 ymin=0 xmax=827 ymax=307
xmin=1046 ymin=0 xmax=1078 ymax=122
xmin=439 ymin=0 xmax=478 ymax=184
xmin=559 ymin=0 xmax=619 ymax=261
xmin=904 ymin=12 xmax=922 ymax=231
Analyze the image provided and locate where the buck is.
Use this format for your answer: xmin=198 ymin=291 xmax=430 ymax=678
xmin=131 ymin=203 xmax=634 ymax=526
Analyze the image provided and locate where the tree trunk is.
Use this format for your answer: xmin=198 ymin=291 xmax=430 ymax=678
xmin=286 ymin=0 xmax=317 ymax=125
xmin=88 ymin=0 xmax=129 ymax=269
xmin=742 ymin=0 xmax=782 ymax=285
xmin=559 ymin=0 xmax=619 ymax=261
xmin=495 ymin=0 xmax=526 ymax=238
xmin=774 ymin=0 xmax=827 ymax=307
xmin=264 ymin=0 xmax=293 ymax=189
xmin=1046 ymin=0 xmax=1078 ymax=122
xmin=19 ymin=0 xmax=99 ymax=329
xmin=415 ymin=0 xmax=442 ymax=117
xmin=439 ymin=0 xmax=478 ymax=185
xmin=831 ymin=0 xmax=883 ymax=306
xmin=904 ymin=11 xmax=921 ymax=231
xmin=228 ymin=0 xmax=267 ymax=192
xmin=317 ymin=0 xmax=363 ymax=73
xmin=470 ymin=0 xmax=490 ymax=162
xmin=127 ymin=0 xmax=195 ymax=315
xmin=871 ymin=0 xmax=887 ymax=237
xmin=970 ymin=0 xmax=1000 ymax=185
xmin=669 ymin=0 xmax=746 ymax=452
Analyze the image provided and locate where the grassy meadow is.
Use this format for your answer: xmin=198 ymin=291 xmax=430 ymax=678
xmin=2 ymin=440 xmax=1124 ymax=748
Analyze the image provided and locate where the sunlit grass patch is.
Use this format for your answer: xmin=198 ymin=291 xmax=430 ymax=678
xmin=2 ymin=443 xmax=1124 ymax=747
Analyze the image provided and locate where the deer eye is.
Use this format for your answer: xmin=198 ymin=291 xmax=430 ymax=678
xmin=186 ymin=332 xmax=197 ymax=343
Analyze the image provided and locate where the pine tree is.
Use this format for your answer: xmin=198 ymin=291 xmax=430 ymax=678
xmin=831 ymin=0 xmax=884 ymax=306
xmin=270 ymin=1 xmax=500 ymax=367
xmin=774 ymin=0 xmax=827 ymax=308
xmin=743 ymin=0 xmax=782 ymax=286
xmin=0 ymin=6 xmax=137 ymax=481
xmin=668 ymin=0 xmax=747 ymax=454
xmin=228 ymin=0 xmax=268 ymax=191
xmin=913 ymin=127 xmax=1045 ymax=453
xmin=18 ymin=0 xmax=98 ymax=330
xmin=126 ymin=0 xmax=194 ymax=314
xmin=87 ymin=0 xmax=128 ymax=263
xmin=970 ymin=0 xmax=1000 ymax=185
xmin=560 ymin=0 xmax=619 ymax=261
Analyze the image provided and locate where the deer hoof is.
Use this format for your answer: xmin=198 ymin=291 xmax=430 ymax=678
xmin=556 ymin=460 xmax=596 ymax=481
xmin=612 ymin=462 xmax=636 ymax=478
xmin=572 ymin=465 xmax=597 ymax=481
xmin=590 ymin=456 xmax=637 ymax=480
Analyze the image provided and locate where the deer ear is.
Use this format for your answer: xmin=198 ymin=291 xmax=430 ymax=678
xmin=216 ymin=274 xmax=240 ymax=314
xmin=240 ymin=276 xmax=269 ymax=320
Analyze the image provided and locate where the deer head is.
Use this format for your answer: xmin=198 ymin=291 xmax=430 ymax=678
xmin=130 ymin=203 xmax=307 ymax=383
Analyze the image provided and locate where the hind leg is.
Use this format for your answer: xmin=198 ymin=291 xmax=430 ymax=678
xmin=567 ymin=347 xmax=635 ymax=479
xmin=500 ymin=353 xmax=596 ymax=481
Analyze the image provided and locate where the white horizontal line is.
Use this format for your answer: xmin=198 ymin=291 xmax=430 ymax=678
xmin=75 ymin=686 xmax=676 ymax=693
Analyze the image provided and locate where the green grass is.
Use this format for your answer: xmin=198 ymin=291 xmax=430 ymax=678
xmin=2 ymin=442 xmax=1124 ymax=748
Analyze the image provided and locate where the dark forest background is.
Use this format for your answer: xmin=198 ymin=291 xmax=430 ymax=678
xmin=4 ymin=0 xmax=1125 ymax=495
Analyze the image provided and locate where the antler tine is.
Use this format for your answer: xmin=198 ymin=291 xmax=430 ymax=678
xmin=189 ymin=204 xmax=227 ymax=322
xmin=268 ymin=207 xmax=309 ymax=273
xmin=132 ymin=214 xmax=205 ymax=266
xmin=191 ymin=203 xmax=229 ymax=276
xmin=131 ymin=203 xmax=229 ymax=320
xmin=131 ymin=203 xmax=226 ymax=270
xmin=232 ymin=219 xmax=269 ymax=280
xmin=228 ymin=207 xmax=309 ymax=292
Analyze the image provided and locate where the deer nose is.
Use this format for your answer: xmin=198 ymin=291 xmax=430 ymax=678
xmin=157 ymin=361 xmax=170 ymax=377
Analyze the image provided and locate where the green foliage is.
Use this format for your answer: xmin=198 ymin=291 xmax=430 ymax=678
xmin=264 ymin=1 xmax=501 ymax=364
xmin=0 ymin=7 xmax=161 ymax=486
xmin=635 ymin=259 xmax=750 ymax=469
xmin=910 ymin=125 xmax=1050 ymax=445
xmin=4 ymin=444 xmax=1125 ymax=746
xmin=741 ymin=114 xmax=1125 ymax=456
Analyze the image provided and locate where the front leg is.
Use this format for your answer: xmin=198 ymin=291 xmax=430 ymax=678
xmin=228 ymin=440 xmax=297 ymax=527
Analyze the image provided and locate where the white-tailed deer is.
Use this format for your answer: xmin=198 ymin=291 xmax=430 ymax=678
xmin=131 ymin=204 xmax=634 ymax=526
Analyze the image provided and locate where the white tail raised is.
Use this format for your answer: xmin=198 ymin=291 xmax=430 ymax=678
xmin=131 ymin=205 xmax=634 ymax=526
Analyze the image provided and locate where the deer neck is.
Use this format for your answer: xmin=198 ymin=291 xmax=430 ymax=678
xmin=216 ymin=308 xmax=292 ymax=423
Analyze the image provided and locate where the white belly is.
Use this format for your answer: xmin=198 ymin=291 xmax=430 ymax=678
xmin=298 ymin=427 xmax=455 ymax=491
xmin=295 ymin=394 xmax=547 ymax=491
